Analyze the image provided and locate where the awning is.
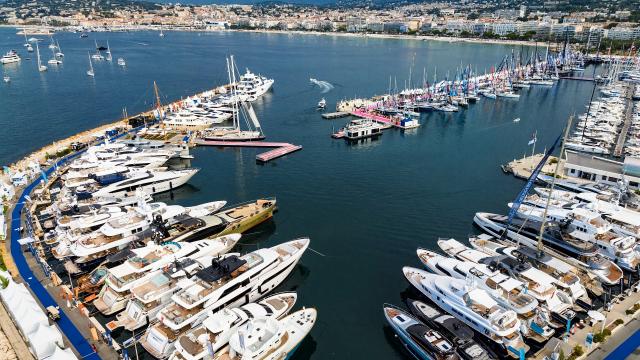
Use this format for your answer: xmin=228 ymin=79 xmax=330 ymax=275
xmin=17 ymin=237 xmax=36 ymax=245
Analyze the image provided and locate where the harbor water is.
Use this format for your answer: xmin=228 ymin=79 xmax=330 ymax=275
xmin=0 ymin=28 xmax=596 ymax=359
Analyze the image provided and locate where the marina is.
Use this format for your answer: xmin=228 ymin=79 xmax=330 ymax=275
xmin=1 ymin=28 xmax=640 ymax=360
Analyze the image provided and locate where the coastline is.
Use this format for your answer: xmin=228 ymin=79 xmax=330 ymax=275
xmin=0 ymin=24 xmax=543 ymax=47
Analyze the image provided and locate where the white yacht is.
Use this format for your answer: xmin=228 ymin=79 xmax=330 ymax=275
xmin=139 ymin=238 xmax=310 ymax=359
xmin=1 ymin=50 xmax=21 ymax=64
xmin=235 ymin=68 xmax=274 ymax=101
xmin=469 ymin=236 xmax=595 ymax=309
xmin=217 ymin=308 xmax=316 ymax=360
xmin=117 ymin=57 xmax=126 ymax=67
xmin=512 ymin=201 xmax=640 ymax=272
xmin=94 ymin=235 xmax=239 ymax=316
xmin=169 ymin=292 xmax=298 ymax=360
xmin=403 ymin=267 xmax=528 ymax=357
xmin=417 ymin=249 xmax=555 ymax=341
xmin=91 ymin=169 xmax=199 ymax=198
xmin=473 ymin=212 xmax=624 ymax=286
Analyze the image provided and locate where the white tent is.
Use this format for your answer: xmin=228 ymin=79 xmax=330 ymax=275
xmin=0 ymin=281 xmax=31 ymax=315
xmin=14 ymin=300 xmax=48 ymax=335
xmin=48 ymin=346 xmax=77 ymax=360
xmin=28 ymin=323 xmax=63 ymax=359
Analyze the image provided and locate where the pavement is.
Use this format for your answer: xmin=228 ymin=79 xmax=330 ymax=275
xmin=0 ymin=299 xmax=32 ymax=360
xmin=553 ymin=289 xmax=640 ymax=360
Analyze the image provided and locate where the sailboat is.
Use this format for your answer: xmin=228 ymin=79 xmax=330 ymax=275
xmin=22 ymin=31 xmax=33 ymax=52
xmin=92 ymin=40 xmax=104 ymax=60
xmin=3 ymin=69 xmax=9 ymax=83
xmin=35 ymin=42 xmax=47 ymax=72
xmin=202 ymin=56 xmax=265 ymax=141
xmin=47 ymin=46 xmax=62 ymax=65
xmin=105 ymin=41 xmax=112 ymax=61
xmin=55 ymin=41 xmax=64 ymax=57
xmin=87 ymin=52 xmax=95 ymax=77
xmin=159 ymin=27 xmax=165 ymax=37
xmin=48 ymin=35 xmax=57 ymax=50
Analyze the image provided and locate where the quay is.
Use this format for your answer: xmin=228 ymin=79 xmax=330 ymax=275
xmin=613 ymin=84 xmax=636 ymax=157
xmin=559 ymin=76 xmax=596 ymax=82
xmin=321 ymin=111 xmax=350 ymax=119
xmin=195 ymin=140 xmax=303 ymax=162
xmin=501 ymin=153 xmax=563 ymax=180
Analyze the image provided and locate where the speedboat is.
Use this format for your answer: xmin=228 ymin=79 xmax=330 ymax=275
xmin=317 ymin=98 xmax=326 ymax=110
xmin=169 ymin=292 xmax=298 ymax=360
xmin=139 ymin=238 xmax=310 ymax=359
xmin=403 ymin=267 xmax=528 ymax=357
xmin=383 ymin=304 xmax=458 ymax=360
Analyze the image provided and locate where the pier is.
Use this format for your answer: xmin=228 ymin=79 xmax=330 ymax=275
xmin=501 ymin=153 xmax=563 ymax=180
xmin=613 ymin=84 xmax=636 ymax=157
xmin=350 ymin=109 xmax=413 ymax=130
xmin=195 ymin=140 xmax=303 ymax=162
xmin=321 ymin=112 xmax=350 ymax=119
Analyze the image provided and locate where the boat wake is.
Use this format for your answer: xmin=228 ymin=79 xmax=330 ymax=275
xmin=310 ymin=78 xmax=334 ymax=94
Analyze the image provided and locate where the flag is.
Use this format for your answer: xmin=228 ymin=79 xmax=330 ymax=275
xmin=528 ymin=132 xmax=537 ymax=146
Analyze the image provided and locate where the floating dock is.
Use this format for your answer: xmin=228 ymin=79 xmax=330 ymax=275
xmin=350 ymin=110 xmax=401 ymax=129
xmin=195 ymin=140 xmax=302 ymax=162
xmin=321 ymin=112 xmax=350 ymax=119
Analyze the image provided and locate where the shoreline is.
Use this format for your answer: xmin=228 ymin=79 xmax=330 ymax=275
xmin=1 ymin=24 xmax=545 ymax=47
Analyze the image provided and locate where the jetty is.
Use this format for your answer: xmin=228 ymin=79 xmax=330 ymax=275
xmin=501 ymin=153 xmax=563 ymax=180
xmin=195 ymin=140 xmax=303 ymax=162
xmin=350 ymin=109 xmax=416 ymax=130
xmin=321 ymin=112 xmax=350 ymax=119
xmin=613 ymin=84 xmax=636 ymax=157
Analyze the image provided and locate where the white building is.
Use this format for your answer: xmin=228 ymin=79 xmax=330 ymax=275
xmin=564 ymin=151 xmax=640 ymax=189
xmin=492 ymin=22 xmax=517 ymax=35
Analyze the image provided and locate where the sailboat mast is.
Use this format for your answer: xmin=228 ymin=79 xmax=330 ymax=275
xmin=535 ymin=116 xmax=573 ymax=252
xmin=154 ymin=81 xmax=163 ymax=118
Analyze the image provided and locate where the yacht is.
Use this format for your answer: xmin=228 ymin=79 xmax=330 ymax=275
xmin=93 ymin=235 xmax=239 ymax=315
xmin=169 ymin=292 xmax=297 ymax=360
xmin=117 ymin=57 xmax=126 ymax=67
xmin=469 ymin=234 xmax=595 ymax=309
xmin=496 ymin=91 xmax=520 ymax=99
xmin=1 ymin=50 xmax=21 ymax=64
xmin=139 ymin=238 xmax=310 ymax=358
xmin=403 ymin=267 xmax=528 ymax=357
xmin=35 ymin=42 xmax=47 ymax=72
xmin=339 ymin=119 xmax=383 ymax=141
xmin=109 ymin=252 xmax=237 ymax=332
xmin=87 ymin=52 xmax=95 ymax=77
xmin=511 ymin=201 xmax=640 ymax=272
xmin=90 ymin=169 xmax=199 ymax=198
xmin=473 ymin=212 xmax=623 ymax=286
xmin=383 ymin=304 xmax=459 ymax=360
xmin=406 ymin=299 xmax=496 ymax=360
xmin=235 ymin=68 xmax=274 ymax=101
xmin=417 ymin=249 xmax=554 ymax=341
xmin=92 ymin=41 xmax=105 ymax=60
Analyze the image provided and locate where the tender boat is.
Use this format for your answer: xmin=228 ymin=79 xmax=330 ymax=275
xmin=0 ymin=50 xmax=21 ymax=64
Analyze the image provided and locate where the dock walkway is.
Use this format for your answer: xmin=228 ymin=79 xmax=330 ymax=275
xmin=350 ymin=110 xmax=402 ymax=129
xmin=195 ymin=140 xmax=302 ymax=162
xmin=613 ymin=84 xmax=636 ymax=157
xmin=321 ymin=112 xmax=350 ymax=119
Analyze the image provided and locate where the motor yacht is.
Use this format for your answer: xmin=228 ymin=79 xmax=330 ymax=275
xmin=384 ymin=304 xmax=459 ymax=360
xmin=0 ymin=50 xmax=21 ymax=64
xmin=169 ymin=292 xmax=297 ymax=360
xmin=139 ymin=238 xmax=310 ymax=358
xmin=403 ymin=267 xmax=528 ymax=357
xmin=90 ymin=169 xmax=199 ymax=198
xmin=406 ymin=299 xmax=496 ymax=360
xmin=473 ymin=212 xmax=623 ymax=286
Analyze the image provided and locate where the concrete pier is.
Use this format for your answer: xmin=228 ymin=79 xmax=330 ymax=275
xmin=501 ymin=153 xmax=563 ymax=180
xmin=613 ymin=84 xmax=636 ymax=158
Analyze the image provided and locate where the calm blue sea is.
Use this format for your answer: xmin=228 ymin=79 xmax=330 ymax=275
xmin=0 ymin=28 xmax=596 ymax=359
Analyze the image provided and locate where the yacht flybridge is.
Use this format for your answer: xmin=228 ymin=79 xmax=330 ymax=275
xmin=139 ymin=238 xmax=310 ymax=358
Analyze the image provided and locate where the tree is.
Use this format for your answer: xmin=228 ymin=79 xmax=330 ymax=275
xmin=460 ymin=30 xmax=472 ymax=37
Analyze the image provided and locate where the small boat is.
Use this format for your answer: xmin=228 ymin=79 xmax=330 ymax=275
xmin=513 ymin=118 xmax=521 ymax=122
xmin=159 ymin=27 xmax=165 ymax=37
xmin=87 ymin=52 xmax=95 ymax=77
xmin=117 ymin=57 xmax=126 ymax=66
xmin=384 ymin=304 xmax=459 ymax=360
xmin=3 ymin=76 xmax=10 ymax=83
xmin=80 ymin=33 xmax=88 ymax=38
xmin=55 ymin=41 xmax=64 ymax=57
xmin=91 ymin=41 xmax=104 ymax=60
xmin=317 ymin=98 xmax=326 ymax=110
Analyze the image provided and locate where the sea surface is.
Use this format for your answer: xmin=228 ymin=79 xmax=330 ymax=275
xmin=0 ymin=29 xmax=597 ymax=359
